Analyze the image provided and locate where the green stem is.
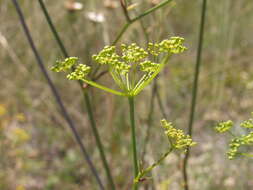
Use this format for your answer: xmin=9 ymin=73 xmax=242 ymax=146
xmin=128 ymin=97 xmax=139 ymax=190
xmin=141 ymin=82 xmax=157 ymax=160
xmin=113 ymin=0 xmax=174 ymax=45
xmin=120 ymin=0 xmax=131 ymax=22
xmin=131 ymin=0 xmax=173 ymax=23
xmin=135 ymin=147 xmax=174 ymax=184
xmin=155 ymin=86 xmax=167 ymax=119
xmin=241 ymin=153 xmax=253 ymax=158
xmin=83 ymin=91 xmax=116 ymax=190
xmin=182 ymin=0 xmax=207 ymax=190
xmin=227 ymin=130 xmax=236 ymax=138
xmin=133 ymin=54 xmax=170 ymax=96
xmin=83 ymin=79 xmax=126 ymax=96
xmin=113 ymin=23 xmax=130 ymax=45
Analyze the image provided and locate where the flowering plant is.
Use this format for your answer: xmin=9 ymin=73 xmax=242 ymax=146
xmin=51 ymin=37 xmax=186 ymax=97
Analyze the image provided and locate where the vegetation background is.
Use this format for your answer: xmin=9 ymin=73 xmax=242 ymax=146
xmin=0 ymin=0 xmax=253 ymax=189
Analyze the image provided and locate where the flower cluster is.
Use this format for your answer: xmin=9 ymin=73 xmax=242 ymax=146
xmin=51 ymin=57 xmax=78 ymax=72
xmin=240 ymin=118 xmax=253 ymax=129
xmin=161 ymin=119 xmax=196 ymax=150
xmin=67 ymin=64 xmax=91 ymax=81
xmin=214 ymin=113 xmax=253 ymax=159
xmin=148 ymin=37 xmax=187 ymax=56
xmin=139 ymin=61 xmax=159 ymax=73
xmin=121 ymin=43 xmax=148 ymax=62
xmin=51 ymin=37 xmax=186 ymax=97
xmin=134 ymin=119 xmax=196 ymax=184
xmin=215 ymin=120 xmax=233 ymax=133
xmin=227 ymin=132 xmax=253 ymax=159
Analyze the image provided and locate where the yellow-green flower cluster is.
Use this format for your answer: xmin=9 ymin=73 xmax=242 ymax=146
xmin=51 ymin=37 xmax=186 ymax=96
xmin=92 ymin=36 xmax=187 ymax=75
xmin=92 ymin=46 xmax=120 ymax=65
xmin=51 ymin=57 xmax=91 ymax=81
xmin=51 ymin=57 xmax=78 ymax=72
xmin=67 ymin=64 xmax=91 ymax=81
xmin=240 ymin=118 xmax=253 ymax=129
xmin=227 ymin=138 xmax=241 ymax=159
xmin=121 ymin=43 xmax=148 ymax=62
xmin=215 ymin=120 xmax=233 ymax=133
xmin=214 ymin=113 xmax=253 ymax=160
xmin=148 ymin=37 xmax=187 ymax=56
xmin=139 ymin=61 xmax=159 ymax=73
xmin=92 ymin=45 xmax=130 ymax=75
xmin=161 ymin=119 xmax=196 ymax=150
xmin=147 ymin=42 xmax=160 ymax=56
xmin=227 ymin=132 xmax=253 ymax=159
xmin=159 ymin=37 xmax=186 ymax=54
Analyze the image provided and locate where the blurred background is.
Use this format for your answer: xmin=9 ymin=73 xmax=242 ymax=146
xmin=0 ymin=0 xmax=253 ymax=189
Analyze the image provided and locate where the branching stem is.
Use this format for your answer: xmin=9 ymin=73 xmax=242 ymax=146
xmin=113 ymin=0 xmax=174 ymax=45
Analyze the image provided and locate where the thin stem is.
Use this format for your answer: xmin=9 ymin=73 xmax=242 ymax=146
xmin=182 ymin=0 xmax=207 ymax=190
xmin=37 ymin=1 xmax=115 ymax=189
xmin=131 ymin=0 xmax=173 ymax=23
xmin=113 ymin=0 xmax=174 ymax=45
xmin=135 ymin=147 xmax=174 ymax=184
xmin=83 ymin=79 xmax=126 ymax=96
xmin=83 ymin=91 xmax=116 ymax=190
xmin=12 ymin=0 xmax=104 ymax=188
xmin=156 ymin=87 xmax=167 ymax=119
xmin=141 ymin=82 xmax=157 ymax=160
xmin=113 ymin=23 xmax=130 ymax=45
xmin=227 ymin=130 xmax=236 ymax=138
xmin=120 ymin=0 xmax=131 ymax=22
xmin=38 ymin=0 xmax=69 ymax=57
xmin=241 ymin=153 xmax=253 ymax=158
xmin=128 ymin=97 xmax=139 ymax=190
xmin=132 ymin=73 xmax=149 ymax=94
xmin=133 ymin=54 xmax=170 ymax=96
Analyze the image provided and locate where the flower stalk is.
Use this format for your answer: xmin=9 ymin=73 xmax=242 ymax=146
xmin=51 ymin=37 xmax=186 ymax=188
xmin=128 ymin=97 xmax=139 ymax=190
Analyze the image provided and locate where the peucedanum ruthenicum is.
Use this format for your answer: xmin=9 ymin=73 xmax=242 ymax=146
xmin=52 ymin=37 xmax=188 ymax=189
xmin=51 ymin=37 xmax=186 ymax=96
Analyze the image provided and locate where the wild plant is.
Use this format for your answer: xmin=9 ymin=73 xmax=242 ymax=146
xmin=51 ymin=37 xmax=188 ymax=189
xmin=134 ymin=119 xmax=196 ymax=184
xmin=38 ymin=0 xmax=175 ymax=189
xmin=214 ymin=113 xmax=253 ymax=159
